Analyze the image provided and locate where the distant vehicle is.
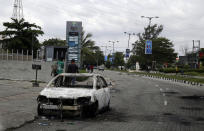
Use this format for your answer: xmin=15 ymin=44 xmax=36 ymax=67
xmin=98 ymin=65 xmax=105 ymax=71
xmin=37 ymin=73 xmax=111 ymax=118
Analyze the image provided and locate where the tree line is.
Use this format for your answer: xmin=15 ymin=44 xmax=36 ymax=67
xmin=0 ymin=18 xmax=177 ymax=69
xmin=0 ymin=18 xmax=104 ymax=66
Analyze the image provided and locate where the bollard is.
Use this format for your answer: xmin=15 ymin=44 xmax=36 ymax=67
xmin=27 ymin=50 xmax=29 ymax=61
xmin=12 ymin=49 xmax=13 ymax=61
xmin=32 ymin=50 xmax=33 ymax=61
xmin=17 ymin=50 xmax=18 ymax=61
xmin=7 ymin=49 xmax=8 ymax=60
xmin=1 ymin=49 xmax=3 ymax=60
xmin=22 ymin=50 xmax=23 ymax=61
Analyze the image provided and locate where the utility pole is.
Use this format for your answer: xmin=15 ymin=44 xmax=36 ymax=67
xmin=192 ymin=40 xmax=201 ymax=69
xmin=12 ymin=0 xmax=24 ymax=21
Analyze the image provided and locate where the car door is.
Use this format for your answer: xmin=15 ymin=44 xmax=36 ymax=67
xmin=94 ymin=77 xmax=106 ymax=110
xmin=100 ymin=76 xmax=110 ymax=107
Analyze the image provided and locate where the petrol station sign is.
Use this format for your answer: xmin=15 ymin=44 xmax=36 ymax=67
xmin=66 ymin=21 xmax=82 ymax=66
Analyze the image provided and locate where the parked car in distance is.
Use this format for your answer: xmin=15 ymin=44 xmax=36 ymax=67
xmin=98 ymin=65 xmax=105 ymax=71
xmin=37 ymin=73 xmax=111 ymax=118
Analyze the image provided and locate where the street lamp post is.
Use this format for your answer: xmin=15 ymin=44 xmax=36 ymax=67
xmin=108 ymin=41 xmax=119 ymax=54
xmin=141 ymin=16 xmax=159 ymax=70
xmin=141 ymin=16 xmax=159 ymax=27
xmin=141 ymin=16 xmax=159 ymax=39
xmin=101 ymin=45 xmax=112 ymax=56
xmin=124 ymin=32 xmax=136 ymax=49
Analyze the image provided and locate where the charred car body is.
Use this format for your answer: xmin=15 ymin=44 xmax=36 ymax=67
xmin=37 ymin=73 xmax=111 ymax=118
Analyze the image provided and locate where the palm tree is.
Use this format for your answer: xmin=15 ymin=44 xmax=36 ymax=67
xmin=0 ymin=18 xmax=44 ymax=53
xmin=81 ymin=30 xmax=98 ymax=66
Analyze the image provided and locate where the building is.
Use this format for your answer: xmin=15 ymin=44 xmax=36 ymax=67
xmin=179 ymin=56 xmax=188 ymax=65
xmin=179 ymin=51 xmax=200 ymax=69
xmin=44 ymin=46 xmax=67 ymax=61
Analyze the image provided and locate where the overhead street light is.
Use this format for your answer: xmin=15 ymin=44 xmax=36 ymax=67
xmin=124 ymin=32 xmax=136 ymax=49
xmin=108 ymin=41 xmax=119 ymax=54
xmin=100 ymin=45 xmax=112 ymax=56
xmin=141 ymin=16 xmax=159 ymax=39
xmin=141 ymin=16 xmax=159 ymax=27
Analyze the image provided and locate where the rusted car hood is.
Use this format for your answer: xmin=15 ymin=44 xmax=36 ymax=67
xmin=40 ymin=87 xmax=94 ymax=99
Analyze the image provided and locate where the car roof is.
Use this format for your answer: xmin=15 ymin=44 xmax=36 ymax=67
xmin=58 ymin=73 xmax=102 ymax=77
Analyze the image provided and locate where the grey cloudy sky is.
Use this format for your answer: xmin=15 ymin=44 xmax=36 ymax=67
xmin=0 ymin=0 xmax=204 ymax=55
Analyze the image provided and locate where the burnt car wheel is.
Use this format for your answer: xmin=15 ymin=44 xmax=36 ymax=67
xmin=89 ymin=101 xmax=98 ymax=117
xmin=107 ymin=100 xmax=110 ymax=111
xmin=80 ymin=101 xmax=98 ymax=118
xmin=37 ymin=103 xmax=43 ymax=116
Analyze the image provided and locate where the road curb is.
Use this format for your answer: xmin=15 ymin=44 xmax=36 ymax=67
xmin=134 ymin=74 xmax=203 ymax=87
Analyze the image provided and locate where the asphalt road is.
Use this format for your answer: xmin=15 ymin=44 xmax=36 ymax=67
xmin=11 ymin=70 xmax=204 ymax=131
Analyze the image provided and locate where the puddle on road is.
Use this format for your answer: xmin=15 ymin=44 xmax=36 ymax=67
xmin=180 ymin=95 xmax=204 ymax=100
xmin=180 ymin=120 xmax=192 ymax=126
xmin=92 ymin=108 xmax=127 ymax=122
xmin=163 ymin=113 xmax=173 ymax=116
xmin=180 ymin=107 xmax=203 ymax=111
xmin=194 ymin=117 xmax=204 ymax=122
xmin=163 ymin=91 xmax=179 ymax=94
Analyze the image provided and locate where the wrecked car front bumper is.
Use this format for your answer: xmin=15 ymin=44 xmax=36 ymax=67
xmin=42 ymin=104 xmax=81 ymax=111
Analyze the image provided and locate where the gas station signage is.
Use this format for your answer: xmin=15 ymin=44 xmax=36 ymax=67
xmin=66 ymin=21 xmax=82 ymax=66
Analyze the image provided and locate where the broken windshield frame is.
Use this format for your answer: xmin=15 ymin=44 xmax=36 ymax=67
xmin=48 ymin=75 xmax=95 ymax=89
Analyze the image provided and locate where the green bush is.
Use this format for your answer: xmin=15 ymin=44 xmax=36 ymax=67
xmin=159 ymin=68 xmax=204 ymax=73
xmin=159 ymin=68 xmax=177 ymax=73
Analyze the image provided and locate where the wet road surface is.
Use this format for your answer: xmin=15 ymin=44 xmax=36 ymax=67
xmin=14 ymin=70 xmax=204 ymax=131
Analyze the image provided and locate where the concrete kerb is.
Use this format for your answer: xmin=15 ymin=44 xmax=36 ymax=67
xmin=141 ymin=73 xmax=203 ymax=87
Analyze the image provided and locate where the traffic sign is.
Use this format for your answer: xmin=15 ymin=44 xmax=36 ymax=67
xmin=126 ymin=49 xmax=130 ymax=58
xmin=145 ymin=40 xmax=152 ymax=54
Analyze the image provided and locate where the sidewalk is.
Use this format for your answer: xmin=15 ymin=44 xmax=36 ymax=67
xmin=0 ymin=80 xmax=46 ymax=131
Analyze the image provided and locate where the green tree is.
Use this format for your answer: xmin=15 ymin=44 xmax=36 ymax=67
xmin=132 ymin=24 xmax=177 ymax=69
xmin=43 ymin=38 xmax=66 ymax=46
xmin=105 ymin=60 xmax=111 ymax=68
xmin=126 ymin=55 xmax=139 ymax=69
xmin=81 ymin=31 xmax=104 ymax=66
xmin=0 ymin=18 xmax=44 ymax=54
xmin=113 ymin=52 xmax=125 ymax=67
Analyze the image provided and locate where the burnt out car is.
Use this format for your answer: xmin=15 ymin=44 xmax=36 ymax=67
xmin=37 ymin=73 xmax=111 ymax=118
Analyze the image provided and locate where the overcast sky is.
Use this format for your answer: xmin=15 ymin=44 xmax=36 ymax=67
xmin=0 ymin=0 xmax=204 ymax=55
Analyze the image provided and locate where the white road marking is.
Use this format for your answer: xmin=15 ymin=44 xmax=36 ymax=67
xmin=155 ymin=84 xmax=159 ymax=87
xmin=164 ymin=100 xmax=168 ymax=106
xmin=163 ymin=93 xmax=166 ymax=97
xmin=160 ymin=88 xmax=163 ymax=92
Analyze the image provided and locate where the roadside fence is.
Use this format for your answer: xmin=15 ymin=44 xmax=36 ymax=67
xmin=0 ymin=49 xmax=42 ymax=61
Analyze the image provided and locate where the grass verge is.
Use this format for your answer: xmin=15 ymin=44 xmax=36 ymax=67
xmin=131 ymin=71 xmax=204 ymax=84
xmin=108 ymin=69 xmax=204 ymax=84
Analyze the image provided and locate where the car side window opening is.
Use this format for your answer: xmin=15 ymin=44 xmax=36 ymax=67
xmin=100 ymin=77 xmax=108 ymax=88
xmin=96 ymin=77 xmax=103 ymax=90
